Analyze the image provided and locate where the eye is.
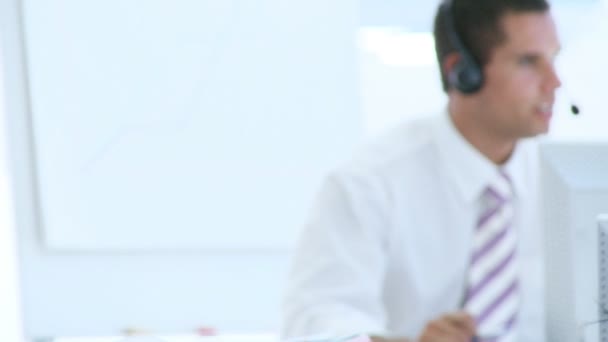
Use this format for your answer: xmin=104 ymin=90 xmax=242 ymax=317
xmin=518 ymin=55 xmax=537 ymax=66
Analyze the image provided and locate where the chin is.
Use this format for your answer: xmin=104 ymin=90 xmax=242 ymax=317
xmin=518 ymin=126 xmax=549 ymax=139
xmin=528 ymin=120 xmax=552 ymax=136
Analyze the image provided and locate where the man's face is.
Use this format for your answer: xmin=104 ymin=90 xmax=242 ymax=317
xmin=476 ymin=11 xmax=561 ymax=139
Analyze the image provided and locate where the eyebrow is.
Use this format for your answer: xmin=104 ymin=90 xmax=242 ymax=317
xmin=513 ymin=47 xmax=561 ymax=60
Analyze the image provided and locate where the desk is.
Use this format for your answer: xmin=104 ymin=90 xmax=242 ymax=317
xmin=47 ymin=334 xmax=278 ymax=342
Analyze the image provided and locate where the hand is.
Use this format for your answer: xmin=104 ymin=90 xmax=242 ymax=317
xmin=416 ymin=311 xmax=476 ymax=342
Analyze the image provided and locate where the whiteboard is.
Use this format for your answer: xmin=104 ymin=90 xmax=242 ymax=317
xmin=22 ymin=0 xmax=361 ymax=250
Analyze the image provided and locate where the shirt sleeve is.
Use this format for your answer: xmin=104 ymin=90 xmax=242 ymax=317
xmin=281 ymin=169 xmax=392 ymax=339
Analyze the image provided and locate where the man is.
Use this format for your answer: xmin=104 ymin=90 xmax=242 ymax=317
xmin=282 ymin=0 xmax=561 ymax=341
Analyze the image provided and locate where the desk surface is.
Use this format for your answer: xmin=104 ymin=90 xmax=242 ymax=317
xmin=51 ymin=334 xmax=278 ymax=342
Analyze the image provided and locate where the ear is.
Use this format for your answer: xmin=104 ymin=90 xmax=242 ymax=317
xmin=442 ymin=52 xmax=461 ymax=78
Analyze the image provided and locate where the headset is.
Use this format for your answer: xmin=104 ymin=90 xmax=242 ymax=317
xmin=440 ymin=0 xmax=581 ymax=114
xmin=440 ymin=0 xmax=484 ymax=94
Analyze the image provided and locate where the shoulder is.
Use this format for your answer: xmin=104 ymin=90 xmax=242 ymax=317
xmin=331 ymin=116 xmax=439 ymax=188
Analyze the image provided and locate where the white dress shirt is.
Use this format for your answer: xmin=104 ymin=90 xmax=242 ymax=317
xmin=282 ymin=112 xmax=544 ymax=341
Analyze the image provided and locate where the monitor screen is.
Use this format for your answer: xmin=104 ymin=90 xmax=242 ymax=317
xmin=541 ymin=141 xmax=608 ymax=342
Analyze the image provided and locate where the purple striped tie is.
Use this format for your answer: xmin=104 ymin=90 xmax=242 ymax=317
xmin=464 ymin=171 xmax=519 ymax=341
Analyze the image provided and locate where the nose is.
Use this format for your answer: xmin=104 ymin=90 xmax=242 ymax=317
xmin=544 ymin=64 xmax=562 ymax=92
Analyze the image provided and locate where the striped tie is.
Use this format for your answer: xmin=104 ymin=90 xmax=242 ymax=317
xmin=464 ymin=171 xmax=519 ymax=341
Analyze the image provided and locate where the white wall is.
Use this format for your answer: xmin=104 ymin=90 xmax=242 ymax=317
xmin=1 ymin=0 xmax=360 ymax=339
xmin=0 ymin=36 xmax=25 ymax=342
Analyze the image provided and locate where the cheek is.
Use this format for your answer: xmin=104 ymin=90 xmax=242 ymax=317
xmin=485 ymin=71 xmax=537 ymax=104
xmin=480 ymin=79 xmax=535 ymax=123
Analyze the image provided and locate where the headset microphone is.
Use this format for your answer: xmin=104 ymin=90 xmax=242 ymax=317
xmin=571 ymin=104 xmax=580 ymax=115
xmin=563 ymin=85 xmax=580 ymax=115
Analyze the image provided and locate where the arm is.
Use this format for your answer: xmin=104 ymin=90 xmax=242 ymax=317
xmin=281 ymin=170 xmax=391 ymax=339
xmin=281 ymin=171 xmax=477 ymax=342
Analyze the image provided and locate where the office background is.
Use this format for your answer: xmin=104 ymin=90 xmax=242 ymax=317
xmin=0 ymin=0 xmax=606 ymax=340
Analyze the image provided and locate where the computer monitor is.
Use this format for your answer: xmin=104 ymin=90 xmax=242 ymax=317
xmin=597 ymin=215 xmax=608 ymax=342
xmin=541 ymin=141 xmax=608 ymax=342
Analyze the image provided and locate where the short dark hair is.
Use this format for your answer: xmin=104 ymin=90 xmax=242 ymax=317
xmin=433 ymin=0 xmax=550 ymax=92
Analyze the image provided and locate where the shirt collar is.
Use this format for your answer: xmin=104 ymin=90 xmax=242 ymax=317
xmin=502 ymin=140 xmax=532 ymax=201
xmin=432 ymin=109 xmax=529 ymax=203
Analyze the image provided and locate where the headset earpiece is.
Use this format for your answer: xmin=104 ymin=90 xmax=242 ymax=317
xmin=442 ymin=0 xmax=484 ymax=94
